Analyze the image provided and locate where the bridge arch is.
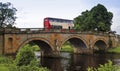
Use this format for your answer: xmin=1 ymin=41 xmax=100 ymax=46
xmin=17 ymin=37 xmax=54 ymax=56
xmin=92 ymin=38 xmax=108 ymax=50
xmin=61 ymin=35 xmax=89 ymax=49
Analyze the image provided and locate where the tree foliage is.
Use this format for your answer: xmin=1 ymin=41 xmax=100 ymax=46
xmin=74 ymin=4 xmax=113 ymax=32
xmin=0 ymin=2 xmax=17 ymax=28
xmin=14 ymin=44 xmax=37 ymax=66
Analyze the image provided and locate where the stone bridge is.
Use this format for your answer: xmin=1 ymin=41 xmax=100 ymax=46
xmin=0 ymin=28 xmax=120 ymax=57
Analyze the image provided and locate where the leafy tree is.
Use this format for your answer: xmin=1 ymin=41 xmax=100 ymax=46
xmin=0 ymin=2 xmax=17 ymax=28
xmin=74 ymin=4 xmax=113 ymax=32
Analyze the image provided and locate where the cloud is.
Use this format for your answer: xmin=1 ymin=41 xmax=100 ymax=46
xmin=110 ymin=7 xmax=120 ymax=34
xmin=2 ymin=0 xmax=120 ymax=34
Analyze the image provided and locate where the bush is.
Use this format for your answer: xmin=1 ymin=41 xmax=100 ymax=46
xmin=0 ymin=44 xmax=49 ymax=71
xmin=14 ymin=44 xmax=50 ymax=71
xmin=8 ymin=64 xmax=18 ymax=71
xmin=8 ymin=64 xmax=49 ymax=71
xmin=87 ymin=60 xmax=120 ymax=71
xmin=18 ymin=66 xmax=49 ymax=71
xmin=14 ymin=44 xmax=37 ymax=66
xmin=31 ymin=45 xmax=40 ymax=51
xmin=0 ymin=56 xmax=13 ymax=64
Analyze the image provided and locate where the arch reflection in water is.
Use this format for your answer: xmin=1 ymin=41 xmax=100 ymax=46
xmin=40 ymin=57 xmax=64 ymax=71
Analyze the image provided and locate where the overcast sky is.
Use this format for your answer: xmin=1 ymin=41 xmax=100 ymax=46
xmin=1 ymin=0 xmax=120 ymax=34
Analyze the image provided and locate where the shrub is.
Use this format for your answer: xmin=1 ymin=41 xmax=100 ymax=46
xmin=18 ymin=66 xmax=49 ymax=71
xmin=87 ymin=60 xmax=120 ymax=71
xmin=0 ymin=56 xmax=13 ymax=64
xmin=31 ymin=45 xmax=40 ymax=51
xmin=8 ymin=64 xmax=50 ymax=71
xmin=14 ymin=44 xmax=37 ymax=66
xmin=8 ymin=64 xmax=18 ymax=71
xmin=14 ymin=44 xmax=50 ymax=71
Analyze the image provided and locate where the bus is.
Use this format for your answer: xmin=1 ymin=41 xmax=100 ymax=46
xmin=44 ymin=17 xmax=74 ymax=30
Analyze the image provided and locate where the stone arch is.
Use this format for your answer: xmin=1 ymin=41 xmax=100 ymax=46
xmin=60 ymin=35 xmax=89 ymax=49
xmin=92 ymin=38 xmax=108 ymax=50
xmin=16 ymin=37 xmax=54 ymax=57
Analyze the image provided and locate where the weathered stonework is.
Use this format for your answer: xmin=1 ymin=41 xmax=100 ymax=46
xmin=0 ymin=29 xmax=119 ymax=56
xmin=0 ymin=34 xmax=3 ymax=54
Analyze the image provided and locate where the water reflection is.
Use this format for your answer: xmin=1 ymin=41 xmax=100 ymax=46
xmin=39 ymin=52 xmax=120 ymax=71
xmin=67 ymin=54 xmax=108 ymax=71
xmin=40 ymin=57 xmax=63 ymax=71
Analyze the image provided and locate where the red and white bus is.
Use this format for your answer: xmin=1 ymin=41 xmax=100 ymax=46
xmin=44 ymin=17 xmax=74 ymax=30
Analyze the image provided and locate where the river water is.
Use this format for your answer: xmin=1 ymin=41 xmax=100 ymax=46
xmin=35 ymin=52 xmax=120 ymax=71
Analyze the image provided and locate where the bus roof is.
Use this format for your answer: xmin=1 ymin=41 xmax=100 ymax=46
xmin=45 ymin=17 xmax=73 ymax=22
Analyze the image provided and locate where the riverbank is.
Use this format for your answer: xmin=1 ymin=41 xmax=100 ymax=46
xmin=61 ymin=45 xmax=73 ymax=52
xmin=107 ymin=46 xmax=120 ymax=54
xmin=61 ymin=44 xmax=120 ymax=54
xmin=0 ymin=55 xmax=49 ymax=71
xmin=0 ymin=44 xmax=49 ymax=71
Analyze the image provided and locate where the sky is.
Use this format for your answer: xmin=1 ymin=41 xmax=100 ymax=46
xmin=1 ymin=0 xmax=120 ymax=34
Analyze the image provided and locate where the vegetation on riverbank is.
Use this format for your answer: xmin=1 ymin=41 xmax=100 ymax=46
xmin=107 ymin=46 xmax=120 ymax=53
xmin=0 ymin=56 xmax=13 ymax=71
xmin=60 ymin=42 xmax=120 ymax=54
xmin=61 ymin=45 xmax=74 ymax=52
xmin=87 ymin=46 xmax=120 ymax=71
xmin=31 ymin=45 xmax=40 ymax=51
xmin=87 ymin=60 xmax=120 ymax=71
xmin=1 ymin=44 xmax=120 ymax=71
xmin=61 ymin=41 xmax=74 ymax=52
xmin=30 ymin=41 xmax=74 ymax=53
xmin=0 ymin=44 xmax=49 ymax=71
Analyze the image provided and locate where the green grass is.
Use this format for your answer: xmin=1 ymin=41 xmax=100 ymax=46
xmin=0 ymin=56 xmax=13 ymax=71
xmin=61 ymin=45 xmax=74 ymax=52
xmin=0 ymin=64 xmax=9 ymax=71
xmin=107 ymin=46 xmax=120 ymax=53
xmin=61 ymin=41 xmax=74 ymax=52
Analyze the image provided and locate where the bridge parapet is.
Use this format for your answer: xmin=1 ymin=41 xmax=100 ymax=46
xmin=1 ymin=28 xmax=112 ymax=36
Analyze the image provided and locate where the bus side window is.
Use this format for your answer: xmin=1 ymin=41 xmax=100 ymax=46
xmin=69 ymin=26 xmax=70 ymax=30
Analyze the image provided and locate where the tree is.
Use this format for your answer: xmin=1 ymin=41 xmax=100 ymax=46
xmin=0 ymin=2 xmax=17 ymax=28
xmin=74 ymin=4 xmax=113 ymax=32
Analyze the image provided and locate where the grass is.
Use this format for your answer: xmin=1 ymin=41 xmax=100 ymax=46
xmin=107 ymin=46 xmax=120 ymax=53
xmin=61 ymin=45 xmax=74 ymax=52
xmin=0 ymin=56 xmax=13 ymax=71
xmin=0 ymin=64 xmax=9 ymax=71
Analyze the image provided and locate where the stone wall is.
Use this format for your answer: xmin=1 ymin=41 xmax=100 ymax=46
xmin=0 ymin=34 xmax=3 ymax=54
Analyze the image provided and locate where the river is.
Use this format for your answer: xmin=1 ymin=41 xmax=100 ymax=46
xmin=35 ymin=52 xmax=120 ymax=71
